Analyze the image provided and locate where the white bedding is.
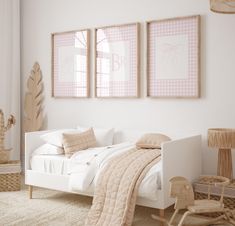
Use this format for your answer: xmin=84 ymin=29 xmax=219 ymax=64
xmin=68 ymin=142 xmax=162 ymax=200
xmin=31 ymin=155 xmax=70 ymax=175
xmin=30 ymin=142 xmax=162 ymax=200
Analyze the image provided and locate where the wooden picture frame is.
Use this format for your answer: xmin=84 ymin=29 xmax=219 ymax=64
xmin=52 ymin=29 xmax=90 ymax=98
xmin=147 ymin=15 xmax=200 ymax=98
xmin=95 ymin=23 xmax=140 ymax=98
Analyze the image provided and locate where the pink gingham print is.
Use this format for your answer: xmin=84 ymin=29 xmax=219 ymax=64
xmin=96 ymin=24 xmax=138 ymax=97
xmin=53 ymin=31 xmax=88 ymax=97
xmin=148 ymin=16 xmax=199 ymax=97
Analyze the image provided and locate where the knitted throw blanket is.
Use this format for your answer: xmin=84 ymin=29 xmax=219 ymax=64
xmin=85 ymin=148 xmax=161 ymax=226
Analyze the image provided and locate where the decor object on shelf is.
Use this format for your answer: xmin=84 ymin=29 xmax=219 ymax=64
xmin=147 ymin=15 xmax=200 ymax=98
xmin=208 ymin=128 xmax=235 ymax=180
xmin=0 ymin=110 xmax=16 ymax=163
xmin=152 ymin=176 xmax=235 ymax=226
xmin=52 ymin=29 xmax=90 ymax=98
xmin=0 ymin=160 xmax=21 ymax=191
xmin=95 ymin=23 xmax=140 ymax=98
xmin=210 ymin=0 xmax=235 ymax=14
xmin=24 ymin=62 xmax=44 ymax=132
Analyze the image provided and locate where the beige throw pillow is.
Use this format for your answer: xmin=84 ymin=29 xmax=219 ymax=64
xmin=136 ymin=133 xmax=171 ymax=149
xmin=62 ymin=128 xmax=97 ymax=157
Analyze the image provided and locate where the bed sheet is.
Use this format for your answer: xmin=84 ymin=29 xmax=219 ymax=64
xmin=69 ymin=142 xmax=162 ymax=200
xmin=30 ymin=155 xmax=70 ymax=175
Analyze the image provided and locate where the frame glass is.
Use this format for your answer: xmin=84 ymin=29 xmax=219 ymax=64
xmin=147 ymin=15 xmax=200 ymax=98
xmin=95 ymin=23 xmax=140 ymax=98
xmin=52 ymin=29 xmax=90 ymax=98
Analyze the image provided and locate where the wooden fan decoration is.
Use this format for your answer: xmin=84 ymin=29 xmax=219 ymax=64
xmin=24 ymin=62 xmax=44 ymax=132
xmin=210 ymin=0 xmax=235 ymax=13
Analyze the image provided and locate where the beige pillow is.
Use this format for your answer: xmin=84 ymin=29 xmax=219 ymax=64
xmin=136 ymin=133 xmax=171 ymax=149
xmin=62 ymin=128 xmax=97 ymax=157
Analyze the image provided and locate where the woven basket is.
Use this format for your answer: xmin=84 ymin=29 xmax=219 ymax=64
xmin=194 ymin=178 xmax=235 ymax=217
xmin=0 ymin=160 xmax=21 ymax=192
xmin=0 ymin=149 xmax=11 ymax=164
xmin=195 ymin=192 xmax=235 ymax=217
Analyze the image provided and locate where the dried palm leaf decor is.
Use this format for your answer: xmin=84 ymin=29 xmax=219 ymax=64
xmin=24 ymin=62 xmax=44 ymax=132
xmin=210 ymin=0 xmax=235 ymax=13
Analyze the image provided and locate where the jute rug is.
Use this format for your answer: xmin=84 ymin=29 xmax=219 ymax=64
xmin=0 ymin=185 xmax=230 ymax=226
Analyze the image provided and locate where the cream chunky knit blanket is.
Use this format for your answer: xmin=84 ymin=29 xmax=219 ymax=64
xmin=85 ymin=148 xmax=161 ymax=226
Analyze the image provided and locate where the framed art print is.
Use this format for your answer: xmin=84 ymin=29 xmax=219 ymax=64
xmin=147 ymin=15 xmax=200 ymax=98
xmin=95 ymin=23 xmax=140 ymax=98
xmin=52 ymin=29 xmax=90 ymax=97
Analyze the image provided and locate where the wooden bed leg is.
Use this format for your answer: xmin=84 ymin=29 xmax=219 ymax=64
xmin=29 ymin=185 xmax=33 ymax=199
xmin=152 ymin=209 xmax=166 ymax=225
xmin=159 ymin=209 xmax=165 ymax=226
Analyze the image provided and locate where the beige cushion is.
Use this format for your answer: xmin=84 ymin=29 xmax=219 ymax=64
xmin=136 ymin=133 xmax=171 ymax=149
xmin=62 ymin=128 xmax=97 ymax=157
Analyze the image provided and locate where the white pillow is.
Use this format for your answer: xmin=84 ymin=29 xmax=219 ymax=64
xmin=77 ymin=126 xmax=114 ymax=147
xmin=40 ymin=129 xmax=78 ymax=147
xmin=32 ymin=143 xmax=64 ymax=155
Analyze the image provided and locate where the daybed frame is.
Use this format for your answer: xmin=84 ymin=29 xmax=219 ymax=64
xmin=25 ymin=130 xmax=202 ymax=220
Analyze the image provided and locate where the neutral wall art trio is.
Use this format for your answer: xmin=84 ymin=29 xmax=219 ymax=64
xmin=51 ymin=15 xmax=200 ymax=99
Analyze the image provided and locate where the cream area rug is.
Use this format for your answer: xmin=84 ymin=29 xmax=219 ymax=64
xmin=0 ymin=186 xmax=231 ymax=226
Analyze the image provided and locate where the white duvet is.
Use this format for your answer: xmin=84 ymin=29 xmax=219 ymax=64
xmin=68 ymin=142 xmax=162 ymax=200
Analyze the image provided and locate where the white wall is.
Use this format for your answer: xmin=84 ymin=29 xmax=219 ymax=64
xmin=0 ymin=0 xmax=20 ymax=160
xmin=21 ymin=0 xmax=235 ymax=175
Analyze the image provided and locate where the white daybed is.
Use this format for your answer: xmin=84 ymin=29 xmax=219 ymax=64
xmin=25 ymin=129 xmax=202 ymax=218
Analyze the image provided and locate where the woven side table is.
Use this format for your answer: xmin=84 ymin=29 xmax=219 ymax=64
xmin=0 ymin=160 xmax=21 ymax=191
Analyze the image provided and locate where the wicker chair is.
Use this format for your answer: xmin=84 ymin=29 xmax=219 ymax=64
xmin=153 ymin=175 xmax=235 ymax=226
